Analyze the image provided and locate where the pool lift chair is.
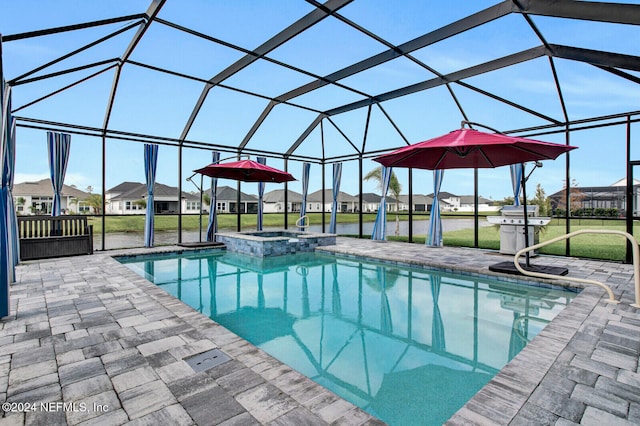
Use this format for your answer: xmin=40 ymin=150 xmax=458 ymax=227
xmin=296 ymin=215 xmax=309 ymax=231
xmin=492 ymin=229 xmax=640 ymax=308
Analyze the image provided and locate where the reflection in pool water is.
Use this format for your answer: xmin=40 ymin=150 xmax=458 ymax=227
xmin=120 ymin=250 xmax=577 ymax=426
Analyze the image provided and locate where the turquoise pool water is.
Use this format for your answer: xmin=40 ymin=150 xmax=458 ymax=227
xmin=119 ymin=250 xmax=577 ymax=425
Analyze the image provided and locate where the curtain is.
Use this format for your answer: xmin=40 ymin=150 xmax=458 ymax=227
xmin=47 ymin=131 xmax=71 ymax=217
xmin=430 ymin=274 xmax=446 ymax=351
xmin=0 ymin=80 xmax=11 ymax=316
xmin=206 ymin=151 xmax=220 ymax=242
xmin=207 ymin=257 xmax=218 ymax=316
xmin=257 ymin=156 xmax=266 ymax=231
xmin=4 ymin=116 xmax=17 ymax=272
xmin=371 ymin=166 xmax=392 ymax=240
xmin=331 ymin=263 xmax=341 ymax=316
xmin=510 ymin=163 xmax=523 ymax=206
xmin=377 ymin=266 xmax=393 ymax=334
xmin=1 ymin=84 xmax=17 ymax=278
xmin=330 ymin=162 xmax=342 ymax=234
xmin=427 ymin=169 xmax=444 ymax=247
xmin=144 ymin=144 xmax=158 ymax=247
xmin=300 ymin=162 xmax=310 ymax=231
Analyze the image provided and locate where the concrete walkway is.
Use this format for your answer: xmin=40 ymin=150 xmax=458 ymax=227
xmin=0 ymin=238 xmax=638 ymax=425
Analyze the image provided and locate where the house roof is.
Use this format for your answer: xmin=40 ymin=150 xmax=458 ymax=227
xmin=435 ymin=192 xmax=459 ymax=200
xmin=362 ymin=193 xmax=383 ymax=203
xmin=210 ymin=185 xmax=258 ymax=202
xmin=397 ymin=194 xmax=433 ymax=204
xmin=263 ymin=189 xmax=303 ymax=203
xmin=13 ymin=179 xmax=89 ymax=199
xmin=610 ymin=178 xmax=640 ymax=187
xmin=107 ymin=182 xmax=199 ymax=201
xmin=106 ymin=181 xmax=140 ymax=195
xmin=308 ymin=189 xmax=359 ymax=203
xmin=459 ymin=195 xmax=494 ymax=205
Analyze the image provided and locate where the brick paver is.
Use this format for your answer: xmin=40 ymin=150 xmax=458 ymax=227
xmin=0 ymin=238 xmax=638 ymax=425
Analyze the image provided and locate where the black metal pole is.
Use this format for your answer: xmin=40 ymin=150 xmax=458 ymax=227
xmin=474 ymin=168 xmax=479 ymax=248
xmin=199 ymin=173 xmax=203 ymax=242
xmin=321 ymin=160 xmax=326 ymax=233
xmin=565 ymin=126 xmax=571 ymax=256
xmin=284 ymin=158 xmax=289 ymax=230
xmin=101 ymin=134 xmax=106 ymax=251
xmin=408 ymin=168 xmax=413 ymax=243
xmin=626 ymin=116 xmax=633 ymax=264
xmin=359 ymin=157 xmax=363 ymax=238
xmin=178 ymin=145 xmax=183 ymax=243
xmin=236 ymin=153 xmax=241 ymax=232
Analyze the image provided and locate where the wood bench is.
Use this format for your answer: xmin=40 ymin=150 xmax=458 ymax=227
xmin=18 ymin=215 xmax=94 ymax=261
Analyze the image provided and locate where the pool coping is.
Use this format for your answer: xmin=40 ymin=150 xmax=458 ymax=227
xmin=216 ymin=230 xmax=336 ymax=257
xmin=2 ymin=238 xmax=639 ymax=425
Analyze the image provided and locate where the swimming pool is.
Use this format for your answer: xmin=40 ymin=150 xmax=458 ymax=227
xmin=119 ymin=250 xmax=577 ymax=426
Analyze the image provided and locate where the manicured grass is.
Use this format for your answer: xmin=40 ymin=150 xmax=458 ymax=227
xmin=422 ymin=219 xmax=636 ymax=262
xmin=87 ymin=212 xmax=384 ymax=233
xmin=86 ymin=213 xmax=634 ymax=261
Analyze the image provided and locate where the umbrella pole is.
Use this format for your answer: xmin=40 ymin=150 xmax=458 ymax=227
xmin=520 ymin=162 xmax=531 ymax=267
xmin=199 ymin=174 xmax=203 ymax=242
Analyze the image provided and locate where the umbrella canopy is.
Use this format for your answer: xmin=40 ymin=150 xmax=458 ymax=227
xmin=374 ymin=126 xmax=577 ymax=270
xmin=374 ymin=128 xmax=577 ymax=170
xmin=194 ymin=159 xmax=296 ymax=183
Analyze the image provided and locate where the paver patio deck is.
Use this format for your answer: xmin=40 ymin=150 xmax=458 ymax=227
xmin=1 ymin=237 xmax=639 ymax=425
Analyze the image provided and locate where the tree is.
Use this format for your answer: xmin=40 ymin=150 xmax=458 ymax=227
xmin=494 ymin=196 xmax=515 ymax=207
xmin=15 ymin=197 xmax=25 ymax=215
xmin=83 ymin=194 xmax=108 ymax=214
xmin=365 ymin=166 xmax=402 ymax=236
xmin=556 ymin=179 xmax=585 ymax=214
xmin=69 ymin=197 xmax=79 ymax=214
xmin=133 ymin=199 xmax=146 ymax=209
xmin=529 ymin=183 xmax=551 ymax=216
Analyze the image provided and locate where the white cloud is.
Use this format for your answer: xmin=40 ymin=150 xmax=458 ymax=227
xmin=14 ymin=172 xmax=97 ymax=192
xmin=14 ymin=173 xmax=49 ymax=184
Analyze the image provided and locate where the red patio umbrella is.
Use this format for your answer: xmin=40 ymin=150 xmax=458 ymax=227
xmin=374 ymin=126 xmax=577 ymax=273
xmin=194 ymin=159 xmax=296 ymax=183
xmin=374 ymin=128 xmax=576 ymax=169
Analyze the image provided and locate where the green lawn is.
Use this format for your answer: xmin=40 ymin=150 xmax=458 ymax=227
xmin=86 ymin=213 xmax=635 ymax=261
xmin=88 ymin=212 xmax=383 ymax=233
xmin=430 ymin=219 xmax=636 ymax=262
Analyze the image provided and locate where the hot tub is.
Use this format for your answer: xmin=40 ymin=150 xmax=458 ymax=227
xmin=216 ymin=230 xmax=336 ymax=257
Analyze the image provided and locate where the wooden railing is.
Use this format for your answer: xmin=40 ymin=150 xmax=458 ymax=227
xmin=18 ymin=215 xmax=93 ymax=261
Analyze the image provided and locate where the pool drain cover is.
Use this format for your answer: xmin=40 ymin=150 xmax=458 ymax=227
xmin=185 ymin=349 xmax=231 ymax=372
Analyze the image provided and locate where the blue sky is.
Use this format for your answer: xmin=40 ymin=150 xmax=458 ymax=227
xmin=2 ymin=1 xmax=639 ymax=200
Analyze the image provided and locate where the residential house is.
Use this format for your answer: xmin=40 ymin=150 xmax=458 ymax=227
xmin=457 ymin=195 xmax=499 ymax=212
xmin=262 ymin=189 xmax=303 ymax=213
xmin=362 ymin=193 xmax=383 ymax=212
xmin=308 ymin=189 xmax=359 ymax=213
xmin=397 ymin=194 xmax=434 ymax=212
xmin=13 ymin=179 xmax=91 ymax=215
xmin=360 ymin=192 xmax=401 ymax=212
xmin=548 ymin=178 xmax=640 ymax=215
xmin=207 ymin=185 xmax=258 ymax=214
xmin=435 ymin=191 xmax=460 ymax=212
xmin=106 ymin=182 xmax=200 ymax=214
